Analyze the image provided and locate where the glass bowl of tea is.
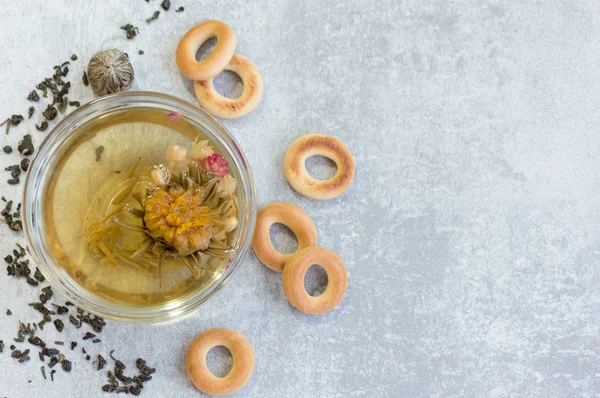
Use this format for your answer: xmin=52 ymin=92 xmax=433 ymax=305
xmin=23 ymin=92 xmax=257 ymax=323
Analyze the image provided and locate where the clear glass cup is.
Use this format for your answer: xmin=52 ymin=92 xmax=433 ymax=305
xmin=23 ymin=92 xmax=257 ymax=323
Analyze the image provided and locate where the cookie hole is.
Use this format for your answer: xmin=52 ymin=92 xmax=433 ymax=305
xmin=304 ymin=264 xmax=329 ymax=297
xmin=214 ymin=70 xmax=243 ymax=99
xmin=305 ymin=156 xmax=337 ymax=180
xmin=195 ymin=37 xmax=217 ymax=62
xmin=206 ymin=345 xmax=233 ymax=378
xmin=269 ymin=223 xmax=298 ymax=254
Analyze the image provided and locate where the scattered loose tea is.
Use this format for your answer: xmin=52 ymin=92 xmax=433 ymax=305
xmin=57 ymin=98 xmax=68 ymax=114
xmin=54 ymin=319 xmax=64 ymax=332
xmin=97 ymin=354 xmax=107 ymax=370
xmin=82 ymin=332 xmax=96 ymax=340
xmin=17 ymin=136 xmax=34 ymax=155
xmin=121 ymin=24 xmax=139 ymax=40
xmin=29 ymin=302 xmax=55 ymax=316
xmin=48 ymin=356 xmax=59 ymax=368
xmin=28 ymin=336 xmax=46 ymax=347
xmin=50 ymin=369 xmax=56 ymax=381
xmin=69 ymin=101 xmax=80 ymax=107
xmin=62 ymin=359 xmax=72 ymax=372
xmin=88 ymin=49 xmax=134 ymax=96
xmin=55 ymin=341 xmax=64 ymax=345
xmin=10 ymin=218 xmax=22 ymax=230
xmin=33 ymin=267 xmax=45 ymax=282
xmin=160 ymin=0 xmax=170 ymax=11
xmin=92 ymin=338 xmax=101 ymax=343
xmin=51 ymin=303 xmax=68 ymax=315
xmin=20 ymin=158 xmax=30 ymax=172
xmin=38 ymin=314 xmax=51 ymax=330
xmin=70 ymin=341 xmax=77 ymax=350
xmin=40 ymin=286 xmax=54 ymax=304
xmin=42 ymin=105 xmax=58 ymax=121
xmin=12 ymin=114 xmax=24 ymax=125
xmin=1 ymin=115 xmax=24 ymax=135
xmin=11 ymin=348 xmax=31 ymax=362
xmin=28 ymin=106 xmax=35 ymax=119
xmin=176 ymin=6 xmax=184 ymax=12
xmin=27 ymin=90 xmax=40 ymax=102
xmin=69 ymin=315 xmax=81 ymax=328
xmin=95 ymin=145 xmax=105 ymax=161
xmin=2 ymin=203 xmax=23 ymax=230
xmin=8 ymin=165 xmax=21 ymax=179
xmin=102 ymin=385 xmax=116 ymax=392
xmin=36 ymin=121 xmax=49 ymax=131
xmin=0 ymin=340 xmax=4 ymax=352
xmin=1 ymin=120 xmax=9 ymax=135
xmin=101 ymin=355 xmax=156 ymax=394
xmin=83 ymin=71 xmax=89 ymax=86
xmin=75 ymin=307 xmax=106 ymax=332
xmin=3 ymin=145 xmax=12 ymax=153
xmin=146 ymin=11 xmax=160 ymax=23
xmin=138 ymin=50 xmax=144 ymax=55
xmin=6 ymin=309 xmax=12 ymax=315
xmin=86 ymin=354 xmax=91 ymax=361
xmin=71 ymin=54 xmax=78 ymax=61
xmin=41 ymin=365 xmax=47 ymax=379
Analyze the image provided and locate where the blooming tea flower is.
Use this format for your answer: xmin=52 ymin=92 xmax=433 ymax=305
xmin=200 ymin=153 xmax=229 ymax=178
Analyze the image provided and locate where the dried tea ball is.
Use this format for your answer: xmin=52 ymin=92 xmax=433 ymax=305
xmin=87 ymin=49 xmax=134 ymax=96
xmin=17 ymin=137 xmax=34 ymax=156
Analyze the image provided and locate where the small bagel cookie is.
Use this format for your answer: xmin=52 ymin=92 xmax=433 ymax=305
xmin=176 ymin=20 xmax=236 ymax=81
xmin=252 ymin=202 xmax=317 ymax=272
xmin=194 ymin=53 xmax=264 ymax=119
xmin=284 ymin=134 xmax=355 ymax=200
xmin=282 ymin=247 xmax=348 ymax=315
xmin=186 ymin=328 xmax=255 ymax=396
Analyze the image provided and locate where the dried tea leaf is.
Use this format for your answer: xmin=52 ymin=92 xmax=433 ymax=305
xmin=17 ymin=138 xmax=34 ymax=156
xmin=146 ymin=11 xmax=160 ymax=23
xmin=27 ymin=90 xmax=40 ymax=102
xmin=42 ymin=105 xmax=58 ymax=121
xmin=36 ymin=121 xmax=49 ymax=131
xmin=95 ymin=145 xmax=105 ymax=161
xmin=121 ymin=24 xmax=139 ymax=40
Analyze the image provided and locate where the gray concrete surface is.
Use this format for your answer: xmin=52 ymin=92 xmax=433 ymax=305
xmin=1 ymin=0 xmax=600 ymax=397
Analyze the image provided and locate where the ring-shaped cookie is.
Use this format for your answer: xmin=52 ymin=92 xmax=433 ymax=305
xmin=186 ymin=328 xmax=255 ymax=396
xmin=176 ymin=20 xmax=236 ymax=81
xmin=194 ymin=53 xmax=264 ymax=119
xmin=284 ymin=134 xmax=355 ymax=200
xmin=282 ymin=247 xmax=348 ymax=315
xmin=252 ymin=202 xmax=317 ymax=272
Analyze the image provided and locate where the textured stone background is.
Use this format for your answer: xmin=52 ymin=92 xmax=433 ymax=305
xmin=1 ymin=0 xmax=600 ymax=397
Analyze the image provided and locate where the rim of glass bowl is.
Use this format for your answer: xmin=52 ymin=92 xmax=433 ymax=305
xmin=22 ymin=91 xmax=257 ymax=323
